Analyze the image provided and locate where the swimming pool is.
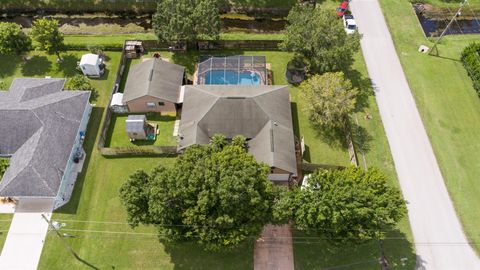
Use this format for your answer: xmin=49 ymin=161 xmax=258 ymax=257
xmin=204 ymin=70 xmax=261 ymax=85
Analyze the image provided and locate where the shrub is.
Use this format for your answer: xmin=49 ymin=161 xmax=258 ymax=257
xmin=64 ymin=74 xmax=98 ymax=102
xmin=461 ymin=42 xmax=480 ymax=94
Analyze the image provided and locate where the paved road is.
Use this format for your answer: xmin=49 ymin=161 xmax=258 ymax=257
xmin=350 ymin=1 xmax=480 ymax=269
xmin=0 ymin=198 xmax=53 ymax=270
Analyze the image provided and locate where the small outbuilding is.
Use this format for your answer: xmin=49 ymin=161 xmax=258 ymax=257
xmin=125 ymin=115 xmax=148 ymax=141
xmin=79 ymin=53 xmax=104 ymax=78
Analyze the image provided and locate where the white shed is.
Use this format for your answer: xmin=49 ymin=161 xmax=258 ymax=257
xmin=79 ymin=54 xmax=103 ymax=77
xmin=125 ymin=115 xmax=148 ymax=141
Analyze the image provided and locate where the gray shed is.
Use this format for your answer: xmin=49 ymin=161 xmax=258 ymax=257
xmin=126 ymin=115 xmax=148 ymax=140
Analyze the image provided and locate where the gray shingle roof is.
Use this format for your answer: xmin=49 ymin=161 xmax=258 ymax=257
xmin=178 ymin=85 xmax=297 ymax=175
xmin=0 ymin=78 xmax=91 ymax=197
xmin=122 ymin=58 xmax=185 ymax=103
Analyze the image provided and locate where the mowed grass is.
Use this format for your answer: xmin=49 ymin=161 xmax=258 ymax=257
xmin=0 ymin=214 xmax=13 ymax=253
xmin=105 ymin=113 xmax=177 ymax=147
xmin=379 ymin=0 xmax=480 ymax=254
xmin=0 ymin=50 xmax=120 ymax=105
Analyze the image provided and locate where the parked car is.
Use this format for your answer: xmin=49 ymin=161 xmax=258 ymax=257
xmin=343 ymin=14 xmax=357 ymax=34
xmin=336 ymin=1 xmax=349 ymax=17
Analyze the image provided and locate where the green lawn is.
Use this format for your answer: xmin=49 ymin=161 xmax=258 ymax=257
xmin=105 ymin=113 xmax=177 ymax=147
xmin=379 ymin=0 xmax=480 ymax=254
xmin=0 ymin=214 xmax=13 ymax=253
xmin=0 ymin=51 xmax=120 ymax=105
xmin=6 ymin=48 xmax=412 ymax=268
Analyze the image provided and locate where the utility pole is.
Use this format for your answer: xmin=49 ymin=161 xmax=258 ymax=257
xmin=41 ymin=214 xmax=81 ymax=262
xmin=429 ymin=0 xmax=468 ymax=55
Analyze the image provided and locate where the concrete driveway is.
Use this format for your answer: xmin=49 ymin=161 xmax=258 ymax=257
xmin=0 ymin=198 xmax=53 ymax=270
xmin=350 ymin=0 xmax=480 ymax=269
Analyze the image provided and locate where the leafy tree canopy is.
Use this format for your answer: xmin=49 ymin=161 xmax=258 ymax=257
xmin=0 ymin=22 xmax=31 ymax=55
xmin=275 ymin=167 xmax=406 ymax=243
xmin=280 ymin=6 xmax=360 ymax=73
xmin=153 ymin=0 xmax=221 ymax=43
xmin=64 ymin=75 xmax=97 ymax=102
xmin=300 ymin=72 xmax=358 ymax=130
xmin=0 ymin=158 xmax=9 ymax=179
xmin=30 ymin=18 xmax=64 ymax=58
xmin=120 ymin=136 xmax=274 ymax=250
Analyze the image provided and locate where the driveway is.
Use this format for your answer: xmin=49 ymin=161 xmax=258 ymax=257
xmin=254 ymin=224 xmax=294 ymax=270
xmin=350 ymin=0 xmax=480 ymax=269
xmin=0 ymin=198 xmax=53 ymax=270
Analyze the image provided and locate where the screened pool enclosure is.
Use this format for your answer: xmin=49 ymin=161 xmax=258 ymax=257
xmin=197 ymin=56 xmax=267 ymax=85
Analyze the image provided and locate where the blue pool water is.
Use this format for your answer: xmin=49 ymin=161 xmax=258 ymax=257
xmin=204 ymin=70 xmax=261 ymax=85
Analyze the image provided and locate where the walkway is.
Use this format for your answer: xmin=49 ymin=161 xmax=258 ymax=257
xmin=0 ymin=198 xmax=53 ymax=270
xmin=350 ymin=1 xmax=480 ymax=269
xmin=254 ymin=224 xmax=294 ymax=270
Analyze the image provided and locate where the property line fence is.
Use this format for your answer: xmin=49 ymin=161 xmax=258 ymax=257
xmin=100 ymin=146 xmax=177 ymax=157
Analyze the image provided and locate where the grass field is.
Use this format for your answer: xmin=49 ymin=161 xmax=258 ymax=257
xmin=105 ymin=113 xmax=177 ymax=147
xmin=379 ymin=0 xmax=480 ymax=254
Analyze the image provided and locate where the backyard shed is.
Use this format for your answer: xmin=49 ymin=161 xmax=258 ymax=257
xmin=110 ymin=93 xmax=128 ymax=113
xmin=125 ymin=115 xmax=148 ymax=140
xmin=79 ymin=54 xmax=103 ymax=77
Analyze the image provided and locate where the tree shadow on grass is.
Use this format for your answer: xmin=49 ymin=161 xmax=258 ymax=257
xmin=21 ymin=55 xmax=52 ymax=76
xmin=55 ymin=106 xmax=105 ymax=214
xmin=162 ymin=240 xmax=254 ymax=270
xmin=351 ymin=121 xmax=373 ymax=155
xmin=0 ymin=54 xmax=20 ymax=78
xmin=294 ymin=228 xmax=416 ymax=270
xmin=345 ymin=68 xmax=374 ymax=113
xmin=58 ymin=54 xmax=81 ymax=77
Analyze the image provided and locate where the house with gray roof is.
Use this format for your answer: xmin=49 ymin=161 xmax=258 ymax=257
xmin=0 ymin=78 xmax=91 ymax=209
xmin=178 ymin=85 xmax=297 ymax=182
xmin=122 ymin=58 xmax=185 ymax=113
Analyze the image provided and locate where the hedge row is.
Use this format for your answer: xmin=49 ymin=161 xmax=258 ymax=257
xmin=461 ymin=42 xmax=480 ymax=94
xmin=100 ymin=146 xmax=178 ymax=157
xmin=64 ymin=43 xmax=123 ymax=51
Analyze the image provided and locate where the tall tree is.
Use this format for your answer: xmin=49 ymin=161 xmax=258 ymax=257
xmin=278 ymin=167 xmax=406 ymax=242
xmin=120 ymin=140 xmax=274 ymax=250
xmin=153 ymin=0 xmax=221 ymax=43
xmin=280 ymin=6 xmax=360 ymax=74
xmin=30 ymin=18 xmax=64 ymax=60
xmin=0 ymin=22 xmax=31 ymax=55
xmin=299 ymin=72 xmax=358 ymax=130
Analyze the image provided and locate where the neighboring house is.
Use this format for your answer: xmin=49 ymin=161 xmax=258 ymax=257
xmin=122 ymin=58 xmax=185 ymax=113
xmin=0 ymin=78 xmax=91 ymax=209
xmin=178 ymin=85 xmax=297 ymax=182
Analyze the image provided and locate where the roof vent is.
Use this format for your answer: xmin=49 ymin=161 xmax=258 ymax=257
xmin=225 ymin=96 xmax=246 ymax=99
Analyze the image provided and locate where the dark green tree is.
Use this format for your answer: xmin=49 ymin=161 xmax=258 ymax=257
xmin=231 ymin=135 xmax=247 ymax=149
xmin=30 ymin=18 xmax=64 ymax=60
xmin=210 ymin=133 xmax=227 ymax=152
xmin=280 ymin=6 xmax=360 ymax=73
xmin=0 ymin=22 xmax=31 ymax=55
xmin=278 ymin=167 xmax=406 ymax=243
xmin=153 ymin=0 xmax=221 ymax=43
xmin=119 ymin=170 xmax=152 ymax=227
xmin=120 ymin=140 xmax=274 ymax=250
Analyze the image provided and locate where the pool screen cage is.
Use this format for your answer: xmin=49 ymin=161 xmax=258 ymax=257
xmin=197 ymin=55 xmax=267 ymax=85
